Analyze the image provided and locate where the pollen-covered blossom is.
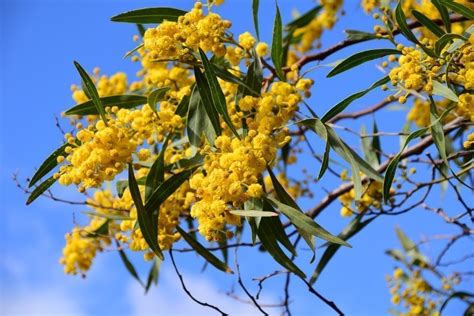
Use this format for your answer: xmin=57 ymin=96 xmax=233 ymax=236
xmin=60 ymin=217 xmax=111 ymax=275
xmin=386 ymin=268 xmax=443 ymax=316
xmin=389 ymin=45 xmax=439 ymax=93
xmin=55 ymin=104 xmax=183 ymax=190
xmin=189 ymin=82 xmax=302 ymax=241
xmin=293 ymin=0 xmax=344 ymax=52
xmin=338 ymin=171 xmax=394 ymax=217
xmin=143 ymin=2 xmax=230 ymax=60
xmin=72 ymin=71 xmax=128 ymax=104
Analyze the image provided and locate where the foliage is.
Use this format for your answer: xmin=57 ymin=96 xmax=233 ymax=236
xmin=23 ymin=0 xmax=473 ymax=315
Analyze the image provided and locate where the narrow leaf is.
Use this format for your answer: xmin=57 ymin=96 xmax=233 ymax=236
xmin=193 ymin=66 xmax=222 ymax=136
xmin=432 ymin=80 xmax=459 ymax=102
xmin=73 ymin=61 xmax=108 ymax=123
xmin=111 ymin=7 xmax=186 ymax=24
xmin=198 ymin=49 xmax=239 ymax=138
xmin=327 ymin=50 xmax=400 ymax=77
xmin=148 ymin=87 xmax=170 ymax=110
xmin=29 ymin=143 xmax=68 ymax=187
xmin=271 ymin=3 xmax=285 ymax=80
xmin=432 ymin=0 xmax=451 ymax=32
xmin=26 ymin=176 xmax=56 ymax=205
xmin=321 ymin=76 xmax=389 ymax=122
xmin=440 ymin=0 xmax=474 ymax=19
xmin=230 ymin=210 xmax=278 ymax=217
xmin=176 ymin=226 xmax=233 ymax=273
xmin=65 ymin=95 xmax=147 ymax=115
xmin=412 ymin=10 xmax=445 ymax=38
xmin=117 ymin=241 xmax=144 ymax=288
xmin=285 ymin=6 xmax=322 ymax=30
xmin=128 ymin=163 xmax=164 ymax=260
xmin=267 ymin=197 xmax=351 ymax=247
xmin=252 ymin=0 xmax=260 ymax=40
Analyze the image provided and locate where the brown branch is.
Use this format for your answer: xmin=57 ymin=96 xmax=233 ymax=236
xmin=292 ymin=15 xmax=467 ymax=70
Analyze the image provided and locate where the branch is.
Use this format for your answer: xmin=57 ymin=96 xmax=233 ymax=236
xmin=292 ymin=15 xmax=467 ymax=69
xmin=169 ymin=249 xmax=228 ymax=316
xmin=306 ymin=117 xmax=467 ymax=219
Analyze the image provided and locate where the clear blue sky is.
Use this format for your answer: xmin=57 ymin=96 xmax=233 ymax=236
xmin=1 ymin=0 xmax=472 ymax=315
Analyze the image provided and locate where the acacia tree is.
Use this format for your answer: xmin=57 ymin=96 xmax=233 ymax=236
xmin=20 ymin=0 xmax=474 ymax=315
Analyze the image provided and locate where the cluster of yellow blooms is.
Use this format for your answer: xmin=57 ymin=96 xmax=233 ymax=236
xmin=338 ymin=170 xmax=391 ymax=217
xmin=190 ymin=82 xmax=305 ymax=241
xmin=55 ymin=103 xmax=183 ymax=190
xmin=60 ymin=216 xmax=111 ymax=275
xmin=143 ymin=2 xmax=230 ymax=60
xmin=389 ymin=45 xmax=438 ymax=96
xmin=293 ymin=0 xmax=344 ymax=52
xmin=71 ymin=71 xmax=129 ymax=105
xmin=386 ymin=268 xmax=441 ymax=316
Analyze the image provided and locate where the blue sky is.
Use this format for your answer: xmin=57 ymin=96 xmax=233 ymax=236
xmin=1 ymin=0 xmax=472 ymax=315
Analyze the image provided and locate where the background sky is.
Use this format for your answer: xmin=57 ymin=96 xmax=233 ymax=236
xmin=1 ymin=0 xmax=472 ymax=315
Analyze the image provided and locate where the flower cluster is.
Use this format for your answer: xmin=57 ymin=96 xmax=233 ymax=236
xmin=386 ymin=268 xmax=440 ymax=316
xmin=143 ymin=2 xmax=230 ymax=61
xmin=189 ymin=82 xmax=303 ymax=241
xmin=60 ymin=217 xmax=111 ymax=275
xmin=293 ymin=0 xmax=344 ymax=52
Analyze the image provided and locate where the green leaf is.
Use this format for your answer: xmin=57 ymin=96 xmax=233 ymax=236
xmin=117 ymin=242 xmax=144 ymax=288
xmin=285 ymin=6 xmax=322 ymax=30
xmin=327 ymin=50 xmax=400 ymax=78
xmin=432 ymin=0 xmax=451 ymax=33
xmin=395 ymin=227 xmax=418 ymax=253
xmin=440 ymin=0 xmax=474 ymax=19
xmin=128 ymin=163 xmax=164 ymax=260
xmin=187 ymin=86 xmax=217 ymax=146
xmin=252 ymin=0 xmax=260 ymax=41
xmin=193 ymin=66 xmax=222 ymax=137
xmin=267 ymin=197 xmax=351 ymax=247
xmin=29 ymin=143 xmax=68 ymax=187
xmin=230 ymin=210 xmax=278 ymax=217
xmin=238 ymin=58 xmax=263 ymax=99
xmin=435 ymin=33 xmax=467 ymax=56
xmin=26 ymin=176 xmax=56 ymax=205
xmin=266 ymin=167 xmax=315 ymax=259
xmin=297 ymin=118 xmax=330 ymax=180
xmin=148 ymin=87 xmax=170 ymax=110
xmin=372 ymin=120 xmax=382 ymax=164
xmin=412 ymin=10 xmax=445 ymax=38
xmin=73 ymin=61 xmax=108 ymax=123
xmin=136 ymin=24 xmax=146 ymax=37
xmin=257 ymin=216 xmax=306 ymax=279
xmin=383 ymin=128 xmax=427 ymax=203
xmin=145 ymin=168 xmax=195 ymax=213
xmin=65 ymin=95 xmax=147 ymax=115
xmin=117 ymin=180 xmax=129 ymax=198
xmin=429 ymin=97 xmax=449 ymax=169
xmin=176 ymin=226 xmax=233 ymax=273
xmin=361 ymin=125 xmax=380 ymax=168
xmin=321 ymin=76 xmax=390 ymax=122
xmin=145 ymin=257 xmax=161 ymax=293
xmin=111 ymin=7 xmax=186 ymax=24
xmin=310 ymin=215 xmax=376 ymax=284
xmin=344 ymin=30 xmax=378 ymax=41
xmin=145 ymin=135 xmax=170 ymax=202
xmin=271 ymin=3 xmax=285 ymax=81
xmin=174 ymin=95 xmax=190 ymax=118
xmin=432 ymin=80 xmax=459 ymax=102
xmin=395 ymin=2 xmax=421 ymax=45
xmin=298 ymin=119 xmax=383 ymax=183
xmin=198 ymin=49 xmax=239 ymax=138
xmin=244 ymin=198 xmax=262 ymax=245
